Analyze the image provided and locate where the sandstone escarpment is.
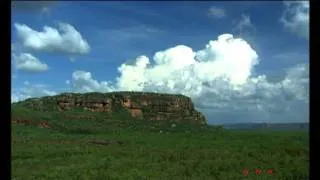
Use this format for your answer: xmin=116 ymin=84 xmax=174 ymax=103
xmin=14 ymin=92 xmax=206 ymax=125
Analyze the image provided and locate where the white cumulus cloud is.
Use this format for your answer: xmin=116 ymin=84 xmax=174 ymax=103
xmin=12 ymin=53 xmax=48 ymax=72
xmin=208 ymin=7 xmax=226 ymax=19
xmin=14 ymin=22 xmax=90 ymax=54
xmin=14 ymin=33 xmax=307 ymax=123
xmin=280 ymin=1 xmax=309 ymax=39
xmin=67 ymin=33 xmax=308 ymax=123
xmin=11 ymin=82 xmax=57 ymax=103
xmin=69 ymin=71 xmax=114 ymax=93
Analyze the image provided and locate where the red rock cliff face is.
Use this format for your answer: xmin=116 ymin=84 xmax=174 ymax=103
xmin=16 ymin=92 xmax=207 ymax=125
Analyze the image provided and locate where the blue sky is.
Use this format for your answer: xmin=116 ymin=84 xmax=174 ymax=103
xmin=11 ymin=1 xmax=309 ymax=124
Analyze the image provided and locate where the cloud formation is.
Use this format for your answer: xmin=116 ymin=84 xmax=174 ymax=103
xmin=67 ymin=71 xmax=114 ymax=93
xmin=66 ymin=34 xmax=308 ymax=122
xmin=11 ymin=81 xmax=57 ymax=103
xmin=280 ymin=1 xmax=309 ymax=39
xmin=233 ymin=14 xmax=255 ymax=36
xmin=208 ymin=7 xmax=227 ymax=19
xmin=12 ymin=33 xmax=307 ymax=123
xmin=14 ymin=23 xmax=90 ymax=55
xmin=12 ymin=53 xmax=49 ymax=72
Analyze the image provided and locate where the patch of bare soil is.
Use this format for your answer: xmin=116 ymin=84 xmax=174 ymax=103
xmin=12 ymin=117 xmax=50 ymax=129
xmin=38 ymin=121 xmax=50 ymax=128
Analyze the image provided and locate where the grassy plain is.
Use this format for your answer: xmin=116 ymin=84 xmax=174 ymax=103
xmin=12 ymin=107 xmax=309 ymax=180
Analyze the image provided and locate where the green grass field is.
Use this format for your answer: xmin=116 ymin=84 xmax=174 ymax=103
xmin=12 ymin=107 xmax=309 ymax=180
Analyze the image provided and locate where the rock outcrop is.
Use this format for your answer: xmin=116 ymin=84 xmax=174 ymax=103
xmin=13 ymin=92 xmax=207 ymax=125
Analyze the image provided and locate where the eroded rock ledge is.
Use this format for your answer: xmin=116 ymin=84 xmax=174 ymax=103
xmin=14 ymin=92 xmax=207 ymax=125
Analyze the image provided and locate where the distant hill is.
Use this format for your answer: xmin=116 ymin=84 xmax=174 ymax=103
xmin=222 ymin=122 xmax=309 ymax=131
xmin=11 ymin=91 xmax=207 ymax=125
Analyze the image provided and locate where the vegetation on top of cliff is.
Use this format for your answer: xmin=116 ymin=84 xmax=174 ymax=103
xmin=13 ymin=91 xmax=191 ymax=105
xmin=12 ymin=91 xmax=195 ymax=112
